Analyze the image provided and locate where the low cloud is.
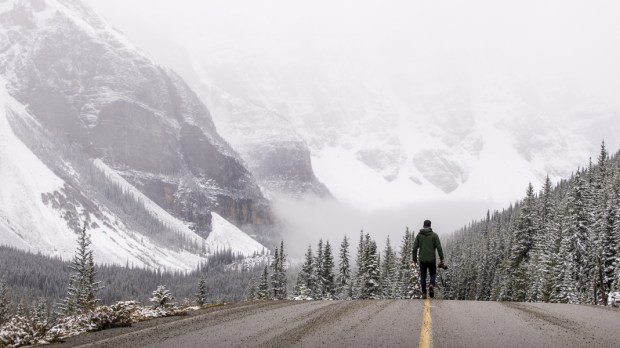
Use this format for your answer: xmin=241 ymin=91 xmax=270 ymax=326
xmin=272 ymin=193 xmax=499 ymax=258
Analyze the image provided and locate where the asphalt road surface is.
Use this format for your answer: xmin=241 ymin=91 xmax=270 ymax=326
xmin=57 ymin=299 xmax=620 ymax=348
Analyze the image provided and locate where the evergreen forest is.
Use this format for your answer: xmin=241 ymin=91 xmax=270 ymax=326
xmin=443 ymin=142 xmax=620 ymax=304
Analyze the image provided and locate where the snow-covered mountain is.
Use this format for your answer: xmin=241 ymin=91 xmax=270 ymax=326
xmin=0 ymin=0 xmax=273 ymax=270
xmin=87 ymin=0 xmax=620 ymax=211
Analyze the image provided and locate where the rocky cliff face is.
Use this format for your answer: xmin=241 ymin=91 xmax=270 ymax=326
xmin=0 ymin=0 xmax=275 ymax=245
xmin=200 ymin=84 xmax=330 ymax=197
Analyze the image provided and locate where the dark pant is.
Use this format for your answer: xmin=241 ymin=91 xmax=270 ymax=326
xmin=419 ymin=261 xmax=437 ymax=294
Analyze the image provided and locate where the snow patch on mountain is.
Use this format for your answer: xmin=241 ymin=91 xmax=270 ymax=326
xmin=207 ymin=212 xmax=267 ymax=256
xmin=93 ymin=159 xmax=201 ymax=243
xmin=0 ymin=84 xmax=202 ymax=270
xmin=0 ymin=83 xmax=75 ymax=255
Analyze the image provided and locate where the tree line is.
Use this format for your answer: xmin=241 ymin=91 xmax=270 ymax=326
xmin=0 ymin=243 xmax=266 ymax=319
xmin=444 ymin=142 xmax=620 ymax=305
xmin=247 ymin=229 xmax=427 ymax=300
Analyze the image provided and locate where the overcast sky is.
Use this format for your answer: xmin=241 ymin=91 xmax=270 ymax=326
xmin=88 ymin=0 xmax=620 ymax=108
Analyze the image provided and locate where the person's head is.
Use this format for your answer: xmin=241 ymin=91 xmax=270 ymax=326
xmin=423 ymin=220 xmax=431 ymax=228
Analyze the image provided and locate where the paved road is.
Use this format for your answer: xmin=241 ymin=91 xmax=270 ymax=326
xmin=58 ymin=299 xmax=620 ymax=348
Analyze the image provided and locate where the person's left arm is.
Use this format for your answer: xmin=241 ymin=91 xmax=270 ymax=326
xmin=434 ymin=234 xmax=444 ymax=262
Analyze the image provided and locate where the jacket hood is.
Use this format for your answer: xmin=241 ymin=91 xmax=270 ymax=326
xmin=419 ymin=227 xmax=433 ymax=236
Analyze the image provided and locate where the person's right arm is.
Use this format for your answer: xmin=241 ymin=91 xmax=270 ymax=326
xmin=412 ymin=234 xmax=420 ymax=263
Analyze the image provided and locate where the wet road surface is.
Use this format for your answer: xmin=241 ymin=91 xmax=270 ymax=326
xmin=57 ymin=299 xmax=620 ymax=348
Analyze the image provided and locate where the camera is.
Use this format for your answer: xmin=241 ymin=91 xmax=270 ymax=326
xmin=438 ymin=263 xmax=448 ymax=270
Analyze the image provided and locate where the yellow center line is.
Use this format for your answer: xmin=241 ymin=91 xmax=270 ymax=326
xmin=418 ymin=298 xmax=432 ymax=348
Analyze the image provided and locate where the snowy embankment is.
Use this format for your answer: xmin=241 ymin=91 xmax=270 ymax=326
xmin=0 ymin=301 xmax=213 ymax=347
xmin=609 ymin=292 xmax=620 ymax=307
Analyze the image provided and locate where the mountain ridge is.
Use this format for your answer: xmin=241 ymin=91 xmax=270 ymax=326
xmin=0 ymin=0 xmax=275 ymax=270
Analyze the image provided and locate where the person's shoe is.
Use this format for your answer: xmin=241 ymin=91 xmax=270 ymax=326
xmin=422 ymin=293 xmax=427 ymax=299
xmin=429 ymin=284 xmax=434 ymax=298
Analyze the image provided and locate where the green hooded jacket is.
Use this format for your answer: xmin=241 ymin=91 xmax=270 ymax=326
xmin=413 ymin=228 xmax=444 ymax=263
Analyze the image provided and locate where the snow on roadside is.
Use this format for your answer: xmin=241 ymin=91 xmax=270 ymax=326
xmin=0 ymin=301 xmax=207 ymax=347
xmin=608 ymin=292 xmax=620 ymax=308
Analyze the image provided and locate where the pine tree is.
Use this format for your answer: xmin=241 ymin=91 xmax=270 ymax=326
xmin=278 ymin=241 xmax=288 ymax=300
xmin=196 ymin=277 xmax=208 ymax=306
xmin=354 ymin=230 xmax=365 ymax=298
xmin=60 ymin=224 xmax=101 ymax=315
xmin=246 ymin=277 xmax=258 ymax=301
xmin=566 ymin=170 xmax=594 ymax=302
xmin=271 ymin=242 xmax=288 ymax=300
xmin=295 ymin=244 xmax=317 ymax=299
xmin=398 ymin=227 xmax=419 ymax=299
xmin=0 ymin=277 xmax=9 ymax=323
xmin=603 ymin=170 xmax=620 ymax=295
xmin=509 ymin=183 xmax=539 ymax=301
xmin=360 ymin=234 xmax=381 ymax=299
xmin=257 ymin=265 xmax=270 ymax=300
xmin=337 ymin=235 xmax=352 ymax=299
xmin=31 ymin=298 xmax=49 ymax=333
xmin=590 ymin=142 xmax=611 ymax=303
xmin=315 ymin=239 xmax=324 ymax=299
xmin=556 ymin=227 xmax=578 ymax=304
xmin=271 ymin=247 xmax=281 ymax=299
xmin=540 ymin=176 xmax=559 ymax=302
xmin=381 ymin=236 xmax=398 ymax=299
xmin=321 ymin=240 xmax=335 ymax=299
xmin=475 ymin=211 xmax=492 ymax=301
xmin=150 ymin=285 xmax=174 ymax=309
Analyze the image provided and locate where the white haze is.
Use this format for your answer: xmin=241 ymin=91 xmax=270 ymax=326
xmin=87 ymin=0 xmax=620 ymax=108
xmin=272 ymin=194 xmax=494 ymax=256
xmin=87 ymin=0 xmax=620 ymax=254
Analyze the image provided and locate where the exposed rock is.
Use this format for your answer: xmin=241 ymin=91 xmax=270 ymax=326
xmin=0 ymin=0 xmax=276 ymax=244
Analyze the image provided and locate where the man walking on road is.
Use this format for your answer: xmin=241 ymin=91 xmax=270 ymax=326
xmin=413 ymin=220 xmax=445 ymax=299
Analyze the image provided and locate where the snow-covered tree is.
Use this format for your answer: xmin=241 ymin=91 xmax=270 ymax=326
xmin=398 ymin=227 xmax=419 ymax=299
xmin=150 ymin=285 xmax=174 ymax=309
xmin=246 ymin=277 xmax=258 ymax=301
xmin=59 ymin=224 xmax=101 ymax=315
xmin=196 ymin=277 xmax=207 ymax=306
xmin=360 ymin=234 xmax=381 ymax=299
xmin=270 ymin=242 xmax=287 ymax=300
xmin=257 ymin=265 xmax=270 ymax=300
xmin=315 ymin=239 xmax=325 ymax=298
xmin=566 ymin=170 xmax=594 ymax=302
xmin=336 ymin=235 xmax=352 ymax=299
xmin=271 ymin=247 xmax=281 ymax=299
xmin=294 ymin=245 xmax=317 ymax=299
xmin=353 ymin=230 xmax=365 ymax=298
xmin=381 ymin=236 xmax=398 ymax=299
xmin=509 ymin=183 xmax=539 ymax=301
xmin=321 ymin=240 xmax=335 ymax=299
xmin=539 ymin=176 xmax=559 ymax=302
xmin=0 ymin=277 xmax=10 ymax=323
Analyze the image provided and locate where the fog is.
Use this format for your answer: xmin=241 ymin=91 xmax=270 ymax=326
xmin=86 ymin=0 xmax=620 ymax=256
xmin=88 ymin=0 xmax=620 ymax=108
xmin=273 ymin=193 xmax=502 ymax=257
